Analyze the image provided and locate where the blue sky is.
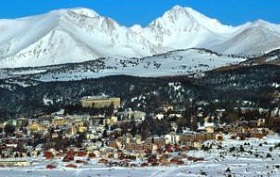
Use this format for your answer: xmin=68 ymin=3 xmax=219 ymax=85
xmin=0 ymin=0 xmax=279 ymax=26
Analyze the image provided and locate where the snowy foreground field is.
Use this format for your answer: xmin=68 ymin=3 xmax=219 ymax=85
xmin=1 ymin=160 xmax=280 ymax=177
xmin=1 ymin=135 xmax=280 ymax=177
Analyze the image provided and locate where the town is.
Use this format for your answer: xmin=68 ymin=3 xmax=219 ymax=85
xmin=0 ymin=94 xmax=279 ymax=170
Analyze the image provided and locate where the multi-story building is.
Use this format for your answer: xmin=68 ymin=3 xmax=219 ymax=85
xmin=80 ymin=96 xmax=121 ymax=109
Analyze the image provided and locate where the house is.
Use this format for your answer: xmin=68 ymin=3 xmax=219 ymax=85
xmin=78 ymin=126 xmax=87 ymax=133
xmin=132 ymin=135 xmax=142 ymax=144
xmin=68 ymin=125 xmax=78 ymax=137
xmin=117 ymin=110 xmax=146 ymax=122
xmin=93 ymin=150 xmax=101 ymax=158
xmin=165 ymin=132 xmax=179 ymax=144
xmin=146 ymin=136 xmax=166 ymax=147
xmin=154 ymin=114 xmax=165 ymax=120
xmin=52 ymin=117 xmax=68 ymax=126
xmin=108 ymin=140 xmax=119 ymax=149
xmin=89 ymin=115 xmax=106 ymax=126
xmin=38 ymin=116 xmax=52 ymax=127
xmin=44 ymin=151 xmax=54 ymax=159
xmin=170 ymin=122 xmax=178 ymax=132
xmin=98 ymin=158 xmax=108 ymax=163
xmin=142 ymin=143 xmax=153 ymax=152
xmin=130 ymin=111 xmax=146 ymax=122
xmin=120 ymin=133 xmax=134 ymax=144
xmin=257 ymin=118 xmax=265 ymax=127
xmin=205 ymin=124 xmax=215 ymax=133
xmin=46 ymin=163 xmax=57 ymax=169
xmin=161 ymin=104 xmax=174 ymax=112
xmin=125 ymin=143 xmax=136 ymax=151
xmin=105 ymin=116 xmax=118 ymax=125
xmin=193 ymin=141 xmax=202 ymax=149
xmin=69 ymin=115 xmax=89 ymax=124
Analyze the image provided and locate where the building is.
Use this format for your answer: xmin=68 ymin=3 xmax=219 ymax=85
xmin=0 ymin=160 xmax=30 ymax=167
xmin=52 ymin=117 xmax=68 ymax=126
xmin=165 ymin=132 xmax=179 ymax=144
xmin=28 ymin=122 xmax=46 ymax=133
xmin=80 ymin=96 xmax=120 ymax=109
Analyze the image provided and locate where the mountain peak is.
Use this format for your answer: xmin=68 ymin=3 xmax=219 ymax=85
xmin=246 ymin=19 xmax=280 ymax=33
xmin=252 ymin=19 xmax=272 ymax=27
xmin=169 ymin=5 xmax=198 ymax=15
xmin=147 ymin=5 xmax=229 ymax=35
xmin=166 ymin=5 xmax=209 ymax=19
xmin=130 ymin=24 xmax=143 ymax=34
xmin=171 ymin=5 xmax=185 ymax=10
xmin=67 ymin=7 xmax=99 ymax=17
xmin=163 ymin=5 xmax=198 ymax=21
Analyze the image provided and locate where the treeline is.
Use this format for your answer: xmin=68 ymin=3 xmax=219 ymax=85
xmin=0 ymin=64 xmax=279 ymax=119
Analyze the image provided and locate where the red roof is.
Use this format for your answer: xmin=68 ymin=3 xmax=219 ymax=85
xmin=46 ymin=164 xmax=56 ymax=169
xmin=65 ymin=163 xmax=77 ymax=168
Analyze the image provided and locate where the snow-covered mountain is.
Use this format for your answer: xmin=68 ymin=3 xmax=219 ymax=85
xmin=139 ymin=6 xmax=280 ymax=56
xmin=139 ymin=5 xmax=235 ymax=50
xmin=209 ymin=20 xmax=280 ymax=56
xmin=0 ymin=6 xmax=280 ymax=68
xmin=0 ymin=8 xmax=166 ymax=68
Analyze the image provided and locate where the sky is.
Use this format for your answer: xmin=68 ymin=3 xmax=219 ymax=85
xmin=0 ymin=0 xmax=279 ymax=27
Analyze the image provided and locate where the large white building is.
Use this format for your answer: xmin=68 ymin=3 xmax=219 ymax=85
xmin=80 ymin=96 xmax=121 ymax=109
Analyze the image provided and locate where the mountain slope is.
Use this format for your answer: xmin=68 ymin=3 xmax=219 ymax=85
xmin=241 ymin=48 xmax=280 ymax=65
xmin=139 ymin=6 xmax=280 ymax=56
xmin=0 ymin=8 xmax=166 ymax=68
xmin=211 ymin=20 xmax=280 ymax=56
xmin=139 ymin=5 xmax=234 ymax=49
xmin=0 ymin=49 xmax=245 ymax=82
xmin=0 ymin=6 xmax=280 ymax=68
xmin=1 ymin=64 xmax=280 ymax=118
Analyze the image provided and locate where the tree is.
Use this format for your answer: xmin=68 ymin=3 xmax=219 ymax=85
xmin=16 ymin=143 xmax=26 ymax=153
xmin=4 ymin=124 xmax=15 ymax=136
xmin=76 ymin=132 xmax=86 ymax=147
xmin=239 ymin=145 xmax=244 ymax=152
xmin=208 ymin=116 xmax=213 ymax=123
xmin=229 ymin=147 xmax=236 ymax=153
xmin=102 ymin=129 xmax=108 ymax=138
xmin=266 ymin=153 xmax=272 ymax=158
xmin=199 ymin=118 xmax=205 ymax=126
xmin=130 ymin=121 xmax=137 ymax=136
xmin=107 ymin=103 xmax=115 ymax=116
xmin=225 ymin=167 xmax=231 ymax=173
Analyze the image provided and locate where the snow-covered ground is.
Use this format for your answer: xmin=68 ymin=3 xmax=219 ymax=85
xmin=1 ymin=134 xmax=280 ymax=177
xmin=38 ymin=49 xmax=245 ymax=81
xmin=0 ymin=49 xmax=245 ymax=82
xmin=0 ymin=158 xmax=279 ymax=177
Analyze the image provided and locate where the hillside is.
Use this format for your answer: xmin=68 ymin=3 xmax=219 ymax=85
xmin=0 ymin=63 xmax=280 ymax=118
xmin=0 ymin=48 xmax=245 ymax=82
